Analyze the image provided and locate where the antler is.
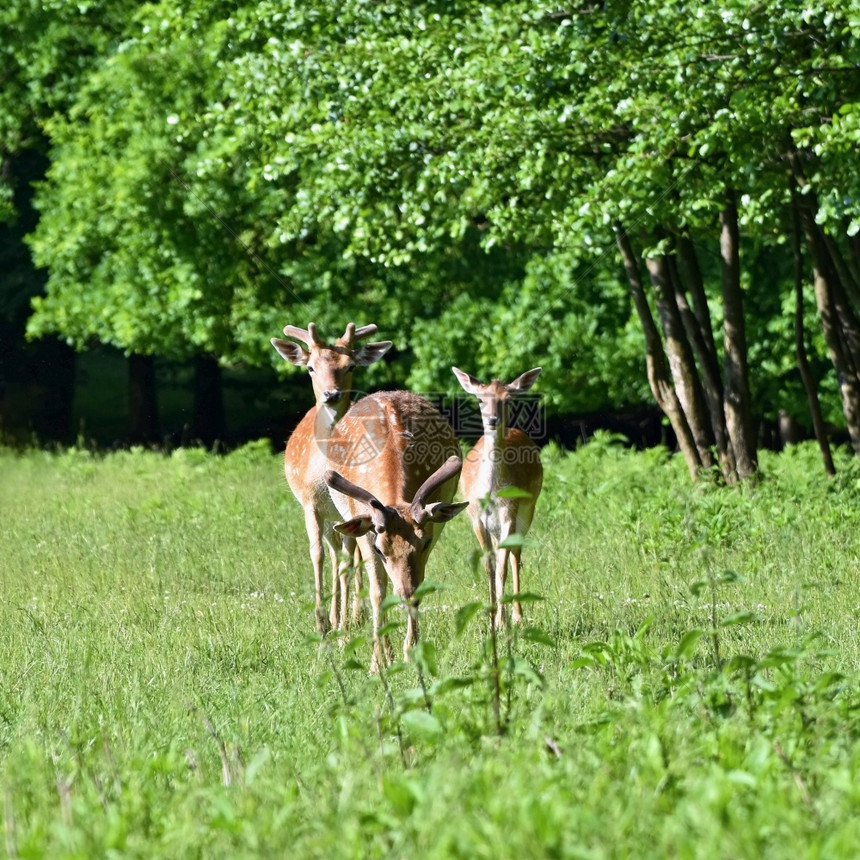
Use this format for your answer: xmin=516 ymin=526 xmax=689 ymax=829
xmin=325 ymin=470 xmax=387 ymax=514
xmin=339 ymin=322 xmax=380 ymax=348
xmin=283 ymin=322 xmax=379 ymax=348
xmin=411 ymin=456 xmax=462 ymax=515
xmin=353 ymin=323 xmax=379 ymax=340
xmin=282 ymin=323 xmax=325 ymax=347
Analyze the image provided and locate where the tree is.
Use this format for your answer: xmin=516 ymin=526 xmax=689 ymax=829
xmin=22 ymin=0 xmax=860 ymax=476
xmin=0 ymin=0 xmax=141 ymax=215
xmin=25 ymin=0 xmax=647 ymax=416
xmin=232 ymin=0 xmax=855 ymax=479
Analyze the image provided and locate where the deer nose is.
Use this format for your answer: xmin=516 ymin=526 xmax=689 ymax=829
xmin=323 ymin=389 xmax=342 ymax=404
xmin=487 ymin=415 xmax=500 ymax=427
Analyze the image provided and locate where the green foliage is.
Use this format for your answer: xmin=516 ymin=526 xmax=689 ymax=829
xmin=5 ymin=442 xmax=860 ymax=855
xmin=14 ymin=0 xmax=855 ymax=423
xmin=26 ymin=1 xmax=253 ymax=357
xmin=408 ymin=248 xmax=648 ymax=411
xmin=0 ymin=0 xmax=139 ymax=213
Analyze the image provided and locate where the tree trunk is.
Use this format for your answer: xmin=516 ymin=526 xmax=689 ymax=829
xmin=190 ymin=353 xmax=225 ymax=447
xmin=719 ymin=193 xmax=757 ymax=480
xmin=667 ymin=244 xmax=736 ymax=481
xmin=616 ymin=225 xmax=702 ymax=480
xmin=645 ymin=254 xmax=716 ymax=470
xmin=823 ymin=233 xmax=860 ymax=314
xmin=676 ymin=234 xmax=719 ymax=361
xmin=128 ymin=353 xmax=160 ymax=444
xmin=791 ymin=195 xmax=835 ymax=476
xmin=804 ymin=226 xmax=860 ymax=458
xmin=848 ymin=233 xmax=860 ymax=289
xmin=790 ymin=148 xmax=860 ymax=459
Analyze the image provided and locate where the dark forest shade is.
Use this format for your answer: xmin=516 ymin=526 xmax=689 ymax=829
xmin=189 ymin=354 xmax=225 ymax=447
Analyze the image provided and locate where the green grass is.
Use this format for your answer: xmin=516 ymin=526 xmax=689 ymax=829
xmin=3 ymin=435 xmax=860 ymax=857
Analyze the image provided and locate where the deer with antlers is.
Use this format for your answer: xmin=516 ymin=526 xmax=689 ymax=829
xmin=271 ymin=322 xmax=392 ymax=633
xmin=323 ymin=391 xmax=468 ymax=667
xmin=452 ymin=367 xmax=543 ymax=628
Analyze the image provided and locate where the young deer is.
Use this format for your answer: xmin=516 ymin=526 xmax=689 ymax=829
xmin=271 ymin=322 xmax=392 ymax=633
xmin=452 ymin=367 xmax=543 ymax=627
xmin=323 ymin=391 xmax=468 ymax=667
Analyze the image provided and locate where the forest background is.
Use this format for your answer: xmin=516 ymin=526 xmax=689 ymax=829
xmin=2 ymin=0 xmax=860 ymax=483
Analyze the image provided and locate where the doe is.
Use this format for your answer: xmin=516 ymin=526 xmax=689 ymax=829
xmin=452 ymin=367 xmax=543 ymax=627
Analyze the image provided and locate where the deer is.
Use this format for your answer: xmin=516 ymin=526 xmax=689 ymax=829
xmin=452 ymin=367 xmax=543 ymax=628
xmin=322 ymin=391 xmax=469 ymax=668
xmin=271 ymin=322 xmax=392 ymax=634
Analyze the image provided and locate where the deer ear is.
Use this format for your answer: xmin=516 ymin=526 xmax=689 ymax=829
xmin=353 ymin=341 xmax=393 ymax=366
xmin=452 ymin=367 xmax=483 ymax=394
xmin=508 ymin=367 xmax=542 ymax=392
xmin=422 ymin=501 xmax=469 ymax=524
xmin=271 ymin=338 xmax=310 ymax=366
xmin=333 ymin=516 xmax=374 ymax=537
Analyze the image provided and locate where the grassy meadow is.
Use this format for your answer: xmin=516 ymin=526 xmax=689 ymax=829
xmin=3 ymin=435 xmax=860 ymax=857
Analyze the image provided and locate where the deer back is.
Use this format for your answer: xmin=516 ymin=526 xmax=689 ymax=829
xmin=326 ymin=391 xmax=460 ymax=509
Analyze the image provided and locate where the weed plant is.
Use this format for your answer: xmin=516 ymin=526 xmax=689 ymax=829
xmin=2 ymin=435 xmax=860 ymax=857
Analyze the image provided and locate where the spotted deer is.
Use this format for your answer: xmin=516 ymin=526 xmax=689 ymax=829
xmin=452 ymin=367 xmax=543 ymax=627
xmin=271 ymin=322 xmax=392 ymax=633
xmin=323 ymin=391 xmax=468 ymax=667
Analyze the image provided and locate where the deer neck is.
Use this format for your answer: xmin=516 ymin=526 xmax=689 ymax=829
xmin=315 ymin=398 xmax=349 ymax=439
xmin=480 ymin=422 xmax=507 ymax=473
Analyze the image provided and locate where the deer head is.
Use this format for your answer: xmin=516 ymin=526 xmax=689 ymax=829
xmin=271 ymin=322 xmax=392 ymax=411
xmin=324 ymin=456 xmax=468 ymax=601
xmin=452 ymin=367 xmax=542 ymax=435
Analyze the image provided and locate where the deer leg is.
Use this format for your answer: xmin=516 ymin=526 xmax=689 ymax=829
xmin=326 ymin=535 xmax=341 ymax=630
xmin=495 ymin=547 xmax=510 ymax=629
xmin=511 ymin=505 xmax=534 ymax=625
xmin=474 ymin=520 xmax=499 ymax=629
xmin=336 ymin=536 xmax=354 ymax=631
xmin=510 ymin=547 xmax=524 ymax=624
xmin=305 ymin=509 xmax=330 ymax=635
xmin=351 ymin=543 xmax=365 ymax=625
xmin=360 ymin=535 xmax=389 ymax=672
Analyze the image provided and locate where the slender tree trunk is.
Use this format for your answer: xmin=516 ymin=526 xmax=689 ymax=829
xmin=790 ymin=147 xmax=860 ymax=459
xmin=645 ymin=254 xmax=716 ymax=470
xmin=805 ymin=227 xmax=860 ymax=457
xmin=616 ymin=225 xmax=702 ymax=479
xmin=823 ymin=233 xmax=860 ymax=314
xmin=190 ymin=353 xmax=225 ymax=447
xmin=791 ymin=196 xmax=835 ymax=476
xmin=848 ymin=234 xmax=860 ymax=289
xmin=128 ymin=353 xmax=160 ymax=444
xmin=667 ymin=247 xmax=736 ymax=481
xmin=719 ymin=193 xmax=757 ymax=480
xmin=676 ymin=234 xmax=719 ymax=360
